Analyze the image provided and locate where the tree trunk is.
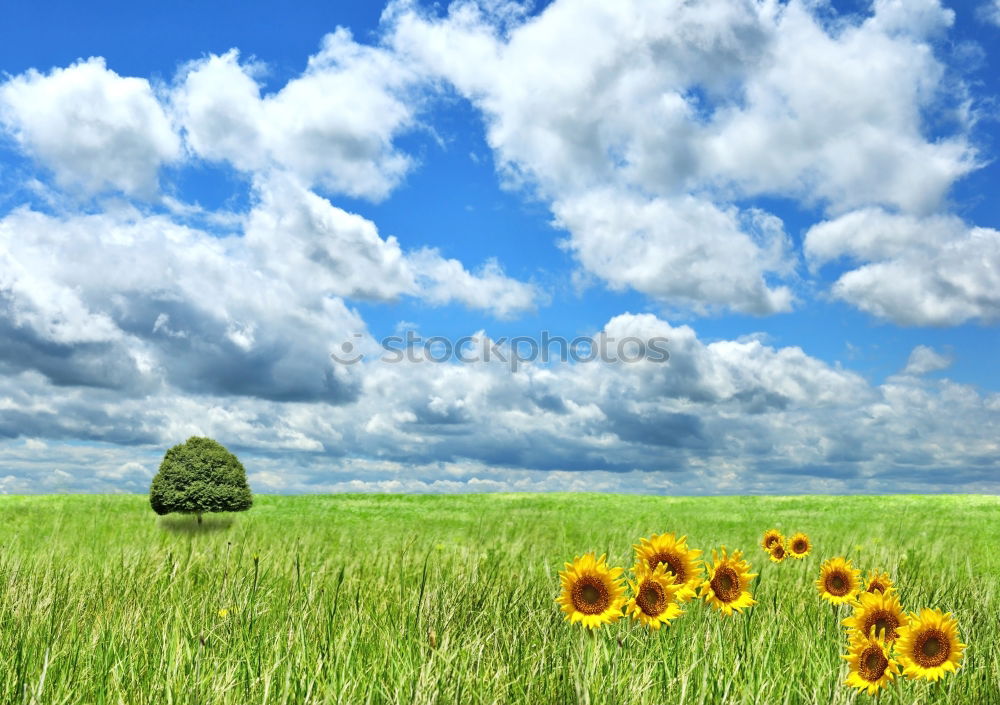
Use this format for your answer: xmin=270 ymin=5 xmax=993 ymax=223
xmin=197 ymin=512 xmax=203 ymax=525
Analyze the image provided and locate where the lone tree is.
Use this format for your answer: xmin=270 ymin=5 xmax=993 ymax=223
xmin=150 ymin=437 xmax=253 ymax=523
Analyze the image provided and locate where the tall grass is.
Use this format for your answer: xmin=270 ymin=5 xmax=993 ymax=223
xmin=0 ymin=494 xmax=996 ymax=704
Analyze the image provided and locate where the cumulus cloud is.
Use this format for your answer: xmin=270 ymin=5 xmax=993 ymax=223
xmin=553 ymin=190 xmax=794 ymax=314
xmin=1 ymin=1 xmax=984 ymax=324
xmin=0 ymin=0 xmax=997 ymax=495
xmin=0 ymin=58 xmax=181 ymax=197
xmin=0 ymin=204 xmax=366 ymax=401
xmin=902 ymin=345 xmax=952 ymax=376
xmin=409 ymin=250 xmax=541 ymax=319
xmin=384 ymin=0 xmax=978 ymax=313
xmin=0 ymin=174 xmax=538 ymax=402
xmin=702 ymin=0 xmax=972 ymax=215
xmin=0 ymin=312 xmax=997 ymax=493
xmin=173 ymin=28 xmax=419 ymax=201
xmin=805 ymin=209 xmax=1000 ymax=325
xmin=245 ymin=175 xmax=419 ymax=302
xmin=246 ymin=174 xmax=539 ymax=316
xmin=977 ymin=0 xmax=1000 ymax=26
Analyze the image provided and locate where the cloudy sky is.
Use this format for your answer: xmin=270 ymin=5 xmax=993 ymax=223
xmin=1 ymin=0 xmax=999 ymax=494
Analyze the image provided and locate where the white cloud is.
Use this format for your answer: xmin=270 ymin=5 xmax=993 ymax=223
xmin=246 ymin=174 xmax=539 ymax=317
xmin=0 ymin=202 xmax=369 ymax=400
xmin=552 ymin=190 xmax=794 ymax=314
xmin=173 ymin=28 xmax=419 ymax=201
xmin=805 ymin=209 xmax=1000 ymax=325
xmin=1 ymin=1 xmax=983 ymax=324
xmin=1 ymin=312 xmax=997 ymax=492
xmin=977 ymin=0 xmax=1000 ymax=26
xmin=0 ymin=174 xmax=539 ymax=401
xmin=702 ymin=0 xmax=971 ymax=215
xmin=409 ymin=250 xmax=540 ymax=319
xmin=902 ymin=345 xmax=952 ymax=376
xmin=0 ymin=58 xmax=181 ymax=197
xmin=384 ymin=0 xmax=977 ymax=314
xmin=245 ymin=175 xmax=419 ymax=301
xmin=869 ymin=0 xmax=954 ymax=36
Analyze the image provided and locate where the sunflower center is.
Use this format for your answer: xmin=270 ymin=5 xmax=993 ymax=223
xmin=772 ymin=545 xmax=785 ymax=559
xmin=792 ymin=540 xmax=807 ymax=554
xmin=765 ymin=536 xmax=778 ymax=549
xmin=649 ymin=551 xmax=686 ymax=584
xmin=826 ymin=572 xmax=849 ymax=596
xmin=571 ymin=577 xmax=610 ymax=615
xmin=636 ymin=581 xmax=667 ymax=617
xmin=710 ymin=566 xmax=741 ymax=603
xmin=914 ymin=630 xmax=950 ymax=668
xmin=866 ymin=611 xmax=899 ymax=641
xmin=859 ymin=646 xmax=888 ymax=682
xmin=867 ymin=581 xmax=886 ymax=593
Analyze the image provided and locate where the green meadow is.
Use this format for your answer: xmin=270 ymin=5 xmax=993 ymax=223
xmin=0 ymin=494 xmax=996 ymax=704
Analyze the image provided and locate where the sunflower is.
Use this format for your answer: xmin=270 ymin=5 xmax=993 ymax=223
xmin=633 ymin=533 xmax=703 ymax=602
xmin=768 ymin=542 xmax=787 ymax=563
xmin=556 ymin=553 xmax=627 ymax=629
xmin=843 ymin=628 xmax=901 ymax=696
xmin=788 ymin=532 xmax=811 ymax=559
xmin=843 ymin=590 xmax=908 ymax=643
xmin=699 ymin=547 xmax=757 ymax=616
xmin=895 ymin=608 xmax=966 ymax=681
xmin=816 ymin=556 xmax=861 ymax=605
xmin=863 ymin=571 xmax=894 ymax=594
xmin=625 ymin=562 xmax=684 ymax=630
xmin=761 ymin=529 xmax=783 ymax=552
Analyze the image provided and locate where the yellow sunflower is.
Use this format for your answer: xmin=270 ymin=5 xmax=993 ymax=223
xmin=768 ymin=542 xmax=787 ymax=563
xmin=556 ymin=553 xmax=627 ymax=629
xmin=699 ymin=547 xmax=757 ymax=616
xmin=633 ymin=533 xmax=703 ymax=602
xmin=843 ymin=590 xmax=908 ymax=643
xmin=625 ymin=562 xmax=684 ymax=630
xmin=761 ymin=529 xmax=783 ymax=552
xmin=816 ymin=556 xmax=861 ymax=605
xmin=788 ymin=532 xmax=811 ymax=559
xmin=863 ymin=571 xmax=894 ymax=595
xmin=843 ymin=628 xmax=901 ymax=696
xmin=895 ymin=608 xmax=966 ymax=681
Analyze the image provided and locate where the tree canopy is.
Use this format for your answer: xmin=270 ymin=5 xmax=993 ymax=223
xmin=150 ymin=437 xmax=252 ymax=520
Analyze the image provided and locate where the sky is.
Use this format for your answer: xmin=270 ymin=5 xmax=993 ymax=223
xmin=0 ymin=0 xmax=998 ymax=494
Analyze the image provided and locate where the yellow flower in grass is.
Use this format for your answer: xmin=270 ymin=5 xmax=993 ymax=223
xmin=843 ymin=590 xmax=908 ymax=643
xmin=768 ymin=542 xmax=787 ymax=563
xmin=761 ymin=529 xmax=783 ymax=552
xmin=788 ymin=532 xmax=811 ymax=559
xmin=633 ymin=533 xmax=703 ymax=603
xmin=699 ymin=547 xmax=757 ymax=616
xmin=816 ymin=557 xmax=861 ymax=605
xmin=625 ymin=562 xmax=684 ymax=630
xmin=843 ymin=628 xmax=901 ymax=696
xmin=863 ymin=571 xmax=894 ymax=595
xmin=895 ymin=609 xmax=966 ymax=681
xmin=556 ymin=552 xmax=627 ymax=629
xmin=218 ymin=608 xmax=229 ymax=618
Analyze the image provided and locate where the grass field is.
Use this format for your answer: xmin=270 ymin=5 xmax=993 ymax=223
xmin=0 ymin=494 xmax=996 ymax=704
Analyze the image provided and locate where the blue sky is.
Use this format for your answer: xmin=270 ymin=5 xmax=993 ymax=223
xmin=0 ymin=0 xmax=998 ymax=494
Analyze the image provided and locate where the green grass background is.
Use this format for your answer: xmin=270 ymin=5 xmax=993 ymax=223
xmin=0 ymin=494 xmax=996 ymax=704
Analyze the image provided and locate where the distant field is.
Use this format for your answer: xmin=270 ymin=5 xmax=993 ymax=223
xmin=0 ymin=494 xmax=996 ymax=704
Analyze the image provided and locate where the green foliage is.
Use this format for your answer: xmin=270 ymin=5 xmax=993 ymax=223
xmin=149 ymin=436 xmax=252 ymax=517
